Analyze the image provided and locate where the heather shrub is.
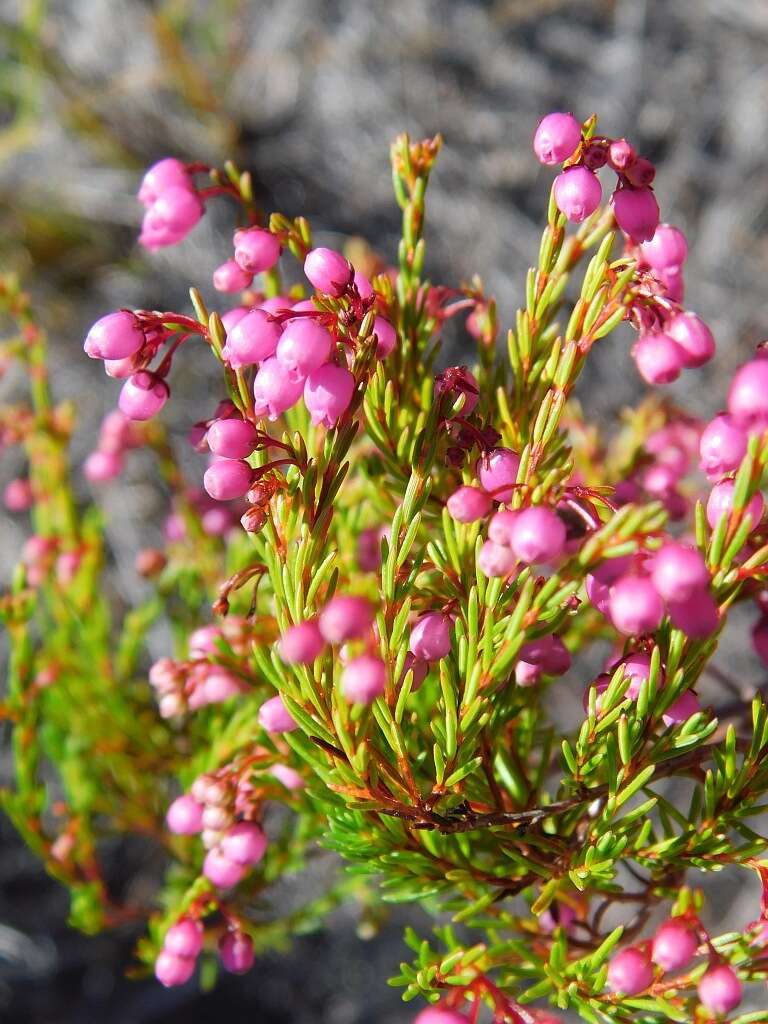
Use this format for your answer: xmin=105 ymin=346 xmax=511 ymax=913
xmin=2 ymin=114 xmax=768 ymax=1021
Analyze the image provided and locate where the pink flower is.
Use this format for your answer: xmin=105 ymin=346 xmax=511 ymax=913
xmin=154 ymin=949 xmax=196 ymax=987
xmin=304 ymin=247 xmax=353 ymax=296
xmin=533 ymin=112 xmax=582 ymax=165
xmin=665 ymin=312 xmax=715 ymax=368
xmin=650 ymin=543 xmax=709 ymax=603
xmin=258 ymin=694 xmax=298 ymax=733
xmin=304 ymin=364 xmax=355 ymax=427
xmin=166 ymin=795 xmax=204 ymax=835
xmin=607 ymin=947 xmax=653 ymax=995
xmin=706 ymin=478 xmax=763 ymax=531
xmin=553 ymin=166 xmax=602 ymax=222
xmin=340 ymin=655 xmax=386 ymax=704
xmin=84 ymin=311 xmax=145 ymax=360
xmin=699 ymin=414 xmax=747 ymax=480
xmin=697 ymin=964 xmax=742 ymax=1015
xmin=203 ymin=847 xmax=246 ymax=889
xmin=219 ymin=931 xmax=255 ymax=975
xmin=508 ymin=506 xmax=566 ymax=564
xmin=373 ymin=316 xmax=397 ymax=357
xmin=164 ymin=919 xmax=204 ymax=959
xmin=651 ymin=918 xmax=698 ymax=972
xmin=319 ymin=595 xmax=374 ymax=643
xmin=276 ymin=318 xmax=334 ymax=381
xmin=213 ymin=259 xmax=253 ymax=293
xmin=118 ymin=371 xmax=169 ymax=421
xmin=252 ymin=358 xmax=305 ymax=419
xmin=608 ymin=576 xmax=664 ymax=636
xmin=639 ymin=223 xmax=688 ymax=270
xmin=410 ymin=613 xmax=452 ymax=661
xmin=224 ymin=308 xmax=282 ymax=368
xmin=727 ymin=357 xmax=768 ymax=429
xmin=279 ymin=621 xmax=326 ymax=665
xmin=476 ymin=448 xmax=521 ymax=502
xmin=233 ymin=227 xmax=281 ymax=274
xmin=612 ymin=187 xmax=660 ymax=242
xmin=220 ymin=822 xmax=268 ymax=866
xmin=631 ymin=332 xmax=686 ymax=385
xmin=206 ymin=417 xmax=258 ymax=459
xmin=203 ymin=459 xmax=253 ymax=501
xmin=446 ymin=486 xmax=492 ymax=523
xmin=138 ymin=158 xmax=191 ymax=206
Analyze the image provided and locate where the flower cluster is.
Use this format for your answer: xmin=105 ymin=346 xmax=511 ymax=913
xmin=3 ymin=114 xmax=768 ymax=1023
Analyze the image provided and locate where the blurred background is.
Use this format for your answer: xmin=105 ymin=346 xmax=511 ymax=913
xmin=1 ymin=0 xmax=768 ymax=1020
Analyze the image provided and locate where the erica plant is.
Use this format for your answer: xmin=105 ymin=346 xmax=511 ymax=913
xmin=2 ymin=111 xmax=768 ymax=1022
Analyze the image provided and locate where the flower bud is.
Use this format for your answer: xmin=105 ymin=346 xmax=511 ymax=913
xmin=154 ymin=949 xmax=196 ymax=987
xmin=697 ymin=964 xmax=742 ymax=1015
xmin=446 ymin=486 xmax=491 ymax=523
xmin=203 ymin=459 xmax=253 ymax=501
xmin=271 ymin=764 xmax=306 ymax=790
xmin=414 ymin=1008 xmax=468 ymax=1024
xmin=662 ymin=690 xmax=701 ymax=727
xmin=3 ymin=478 xmax=33 ymax=511
xmin=410 ymin=613 xmax=452 ymax=661
xmin=84 ymin=311 xmax=145 ymax=360
xmin=84 ymin=450 xmax=123 ymax=482
xmin=607 ymin=947 xmax=653 ymax=995
xmin=304 ymin=247 xmax=353 ymax=296
xmin=667 ymin=589 xmax=719 ymax=639
xmin=706 ymin=479 xmax=763 ymax=531
xmin=632 ymin=332 xmax=686 ymax=385
xmin=258 ymin=694 xmax=298 ymax=733
xmin=342 ymin=654 xmax=386 ymax=704
xmin=224 ymin=309 xmax=282 ymax=368
xmin=665 ymin=312 xmax=715 ymax=368
xmin=279 ymin=621 xmax=325 ymax=665
xmin=477 ymin=540 xmax=516 ymax=577
xmin=213 ymin=259 xmax=253 ymax=293
xmin=651 ymin=918 xmax=698 ymax=972
xmin=639 ymin=223 xmax=688 ymax=270
xmin=304 ymin=363 xmax=355 ymax=427
xmin=203 ymin=847 xmax=246 ymax=889
xmin=533 ymin=112 xmax=582 ymax=165
xmin=166 ymin=795 xmax=204 ymax=835
xmin=509 ymin=507 xmax=566 ymax=565
xmin=373 ymin=316 xmax=397 ymax=357
xmin=519 ymin=635 xmax=571 ymax=676
xmin=699 ymin=414 xmax=747 ymax=480
xmin=553 ymin=166 xmax=602 ymax=222
xmin=138 ymin=158 xmax=191 ymax=206
xmin=319 ymin=595 xmax=374 ymax=643
xmin=727 ymin=358 xmax=768 ymax=429
xmin=607 ymin=138 xmax=636 ymax=170
xmin=608 ymin=576 xmax=664 ymax=636
xmin=276 ymin=319 xmax=334 ymax=380
xmin=164 ymin=919 xmax=204 ymax=959
xmin=476 ymin=448 xmax=521 ymax=502
xmin=233 ymin=227 xmax=281 ymax=274
xmin=253 ymin=357 xmax=305 ymax=419
xmin=219 ymin=931 xmax=255 ymax=974
xmin=612 ymin=187 xmax=660 ymax=242
xmin=118 ymin=371 xmax=169 ymax=421
xmin=221 ymin=821 xmax=268 ymax=866
xmin=650 ymin=543 xmax=709 ymax=603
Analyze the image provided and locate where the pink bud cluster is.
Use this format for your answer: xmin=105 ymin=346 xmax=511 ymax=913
xmin=138 ymin=158 xmax=204 ymax=250
xmin=534 ymin=112 xmax=660 ymax=241
xmin=83 ymin=410 xmax=141 ymax=483
xmin=607 ymin=918 xmax=742 ymax=1014
xmin=275 ymin=594 xmax=386 ymax=705
xmin=166 ymin=770 xmax=268 ymax=892
xmin=614 ymin=418 xmax=701 ymax=522
xmin=154 ymin=914 xmax=256 ymax=987
xmin=148 ymin=618 xmax=251 ymax=718
xmin=587 ymin=541 xmax=718 ymax=642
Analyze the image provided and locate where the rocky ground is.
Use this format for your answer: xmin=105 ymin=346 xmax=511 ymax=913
xmin=1 ymin=0 xmax=768 ymax=1019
